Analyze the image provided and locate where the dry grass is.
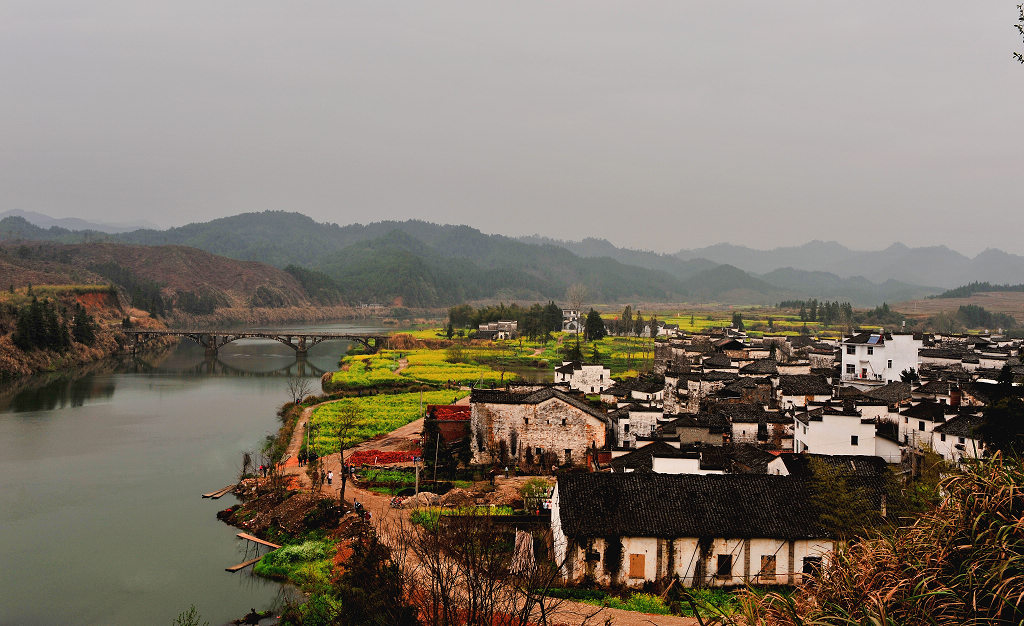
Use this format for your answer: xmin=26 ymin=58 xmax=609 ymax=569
xmin=719 ymin=455 xmax=1024 ymax=625
xmin=895 ymin=292 xmax=1024 ymax=318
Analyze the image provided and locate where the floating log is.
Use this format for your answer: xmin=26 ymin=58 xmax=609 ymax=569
xmin=209 ymin=485 xmax=236 ymax=499
xmin=202 ymin=485 xmax=235 ymax=498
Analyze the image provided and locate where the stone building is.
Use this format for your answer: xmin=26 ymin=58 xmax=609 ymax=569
xmin=469 ymin=388 xmax=610 ymax=467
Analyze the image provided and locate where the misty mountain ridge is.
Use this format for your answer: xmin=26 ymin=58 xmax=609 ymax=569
xmin=675 ymin=240 xmax=1024 ymax=289
xmin=0 ymin=209 xmax=157 ymax=234
xmin=0 ymin=209 xmax=992 ymax=307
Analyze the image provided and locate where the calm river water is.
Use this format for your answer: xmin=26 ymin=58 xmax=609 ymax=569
xmin=0 ymin=321 xmax=387 ymax=626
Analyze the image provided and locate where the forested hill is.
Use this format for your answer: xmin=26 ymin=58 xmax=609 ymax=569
xmin=1 ymin=212 xmax=939 ymax=307
xmin=0 ymin=241 xmax=323 ymax=317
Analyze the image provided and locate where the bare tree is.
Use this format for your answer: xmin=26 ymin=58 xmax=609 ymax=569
xmin=1016 ymin=4 xmax=1024 ymax=63
xmin=335 ymin=404 xmax=360 ymax=506
xmin=566 ymin=283 xmax=587 ymax=319
xmin=286 ymin=375 xmax=313 ymax=405
xmin=383 ymin=511 xmax=603 ymax=626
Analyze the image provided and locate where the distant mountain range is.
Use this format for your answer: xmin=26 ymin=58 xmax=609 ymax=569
xmin=0 ymin=209 xmax=157 ymax=234
xmin=3 ymin=210 xmax=1001 ymax=308
xmin=674 ymin=241 xmax=1024 ymax=290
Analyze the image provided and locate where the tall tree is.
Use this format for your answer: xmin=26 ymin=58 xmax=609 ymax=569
xmin=980 ymin=397 xmax=1024 ymax=456
xmin=584 ymin=309 xmax=606 ymax=341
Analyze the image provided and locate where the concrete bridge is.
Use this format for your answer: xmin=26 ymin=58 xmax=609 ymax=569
xmin=128 ymin=330 xmax=387 ymax=357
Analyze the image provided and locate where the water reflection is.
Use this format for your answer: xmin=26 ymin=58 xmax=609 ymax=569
xmin=0 ymin=341 xmax=334 ymax=414
xmin=1 ymin=372 xmax=117 ymax=413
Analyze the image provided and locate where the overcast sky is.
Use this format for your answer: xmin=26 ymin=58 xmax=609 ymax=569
xmin=2 ymin=2 xmax=1022 ymax=255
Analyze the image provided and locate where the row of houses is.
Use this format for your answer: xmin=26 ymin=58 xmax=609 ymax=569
xmin=439 ymin=324 xmax=1020 ymax=589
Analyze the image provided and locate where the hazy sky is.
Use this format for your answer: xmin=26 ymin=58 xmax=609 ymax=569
xmin=2 ymin=2 xmax=1022 ymax=254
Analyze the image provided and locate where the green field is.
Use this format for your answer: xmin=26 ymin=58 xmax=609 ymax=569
xmin=310 ymin=390 xmax=469 ymax=455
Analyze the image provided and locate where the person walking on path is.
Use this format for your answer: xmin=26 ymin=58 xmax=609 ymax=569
xmin=327 ymin=470 xmax=333 ymax=487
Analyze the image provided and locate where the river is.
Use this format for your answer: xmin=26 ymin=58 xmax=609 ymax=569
xmin=0 ymin=321 xmax=388 ymax=626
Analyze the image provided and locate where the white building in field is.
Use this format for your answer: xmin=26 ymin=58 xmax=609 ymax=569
xmin=554 ymin=361 xmax=612 ymax=394
xmin=552 ymin=473 xmax=838 ymax=588
xmin=841 ymin=331 xmax=921 ymax=385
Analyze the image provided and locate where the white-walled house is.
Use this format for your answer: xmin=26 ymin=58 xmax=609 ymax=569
xmin=562 ymin=309 xmax=582 ymax=334
xmin=777 ymin=375 xmax=833 ymax=408
xmin=552 ymin=473 xmax=837 ymax=588
xmin=931 ymin=413 xmax=985 ymax=463
xmin=792 ymin=404 xmax=877 ymax=457
xmin=554 ymin=361 xmax=612 ymax=394
xmin=611 ymin=404 xmax=664 ymax=448
xmin=841 ymin=331 xmax=921 ymax=384
xmin=898 ymin=400 xmax=953 ymax=449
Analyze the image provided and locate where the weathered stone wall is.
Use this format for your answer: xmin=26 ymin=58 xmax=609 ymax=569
xmin=471 ymin=398 xmax=606 ymax=467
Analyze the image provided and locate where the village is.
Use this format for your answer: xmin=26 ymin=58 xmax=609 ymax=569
xmin=237 ymin=305 xmax=1023 ymax=623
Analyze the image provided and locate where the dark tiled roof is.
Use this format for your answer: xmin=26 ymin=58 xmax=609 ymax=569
xmin=933 ymin=413 xmax=985 ymax=438
xmin=900 ymin=401 xmax=952 ymax=423
xmin=703 ymin=353 xmax=734 ymax=368
xmin=740 ymin=359 xmax=778 ymax=375
xmin=727 ymin=443 xmax=778 ymax=474
xmin=844 ymin=332 xmax=892 ymax=345
xmin=778 ymin=374 xmax=833 ymax=396
xmin=661 ymin=412 xmax=729 ymax=435
xmin=471 ymin=388 xmax=609 ymax=422
xmin=554 ymin=361 xmax=582 ymax=374
xmin=863 ymin=381 xmax=912 ymax=404
xmin=914 ymin=380 xmax=957 ymax=395
xmin=775 ymin=453 xmax=889 ymax=478
xmin=707 ymin=402 xmax=767 ymax=423
xmin=609 ymin=440 xmax=698 ymax=472
xmin=556 ymin=473 xmax=835 ymax=539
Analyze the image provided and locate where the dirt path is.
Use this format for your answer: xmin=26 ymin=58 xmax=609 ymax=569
xmin=281 ymin=400 xmax=698 ymax=626
xmin=394 ymin=357 xmax=410 ymax=376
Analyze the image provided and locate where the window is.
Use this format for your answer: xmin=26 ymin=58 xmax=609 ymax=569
xmin=561 ymin=418 xmax=567 ymax=426
xmin=629 ymin=553 xmax=646 ymax=579
xmin=887 ymin=359 xmax=893 ymax=368
xmin=846 ymin=364 xmax=855 ymax=374
xmin=802 ymin=556 xmax=822 ymax=577
xmin=904 ymin=416 xmax=908 ymax=424
xmin=624 ymin=424 xmax=630 ymax=433
xmin=535 ymin=447 xmax=543 ymax=456
xmin=940 ymin=433 xmax=946 ymax=442
xmin=919 ymin=421 xmax=925 ymax=431
xmin=867 ymin=347 xmax=874 ymax=355
xmin=716 ymin=554 xmax=733 ymax=578
xmin=959 ymin=437 xmax=966 ymax=444
xmin=851 ymin=435 xmax=859 ymax=446
xmin=760 ymin=555 xmax=777 ymax=579
xmin=846 ymin=346 xmax=855 ymax=355
xmin=564 ymin=449 xmax=572 ymax=463
xmin=524 ymin=418 xmax=529 ymax=425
